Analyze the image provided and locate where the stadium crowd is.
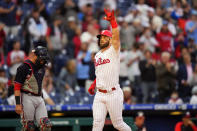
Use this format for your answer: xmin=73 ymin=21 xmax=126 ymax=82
xmin=0 ymin=0 xmax=197 ymax=105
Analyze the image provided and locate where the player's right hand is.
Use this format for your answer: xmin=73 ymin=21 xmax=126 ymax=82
xmin=15 ymin=104 xmax=22 ymax=114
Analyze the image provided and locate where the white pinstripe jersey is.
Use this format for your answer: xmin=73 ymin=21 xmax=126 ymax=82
xmin=94 ymin=45 xmax=120 ymax=91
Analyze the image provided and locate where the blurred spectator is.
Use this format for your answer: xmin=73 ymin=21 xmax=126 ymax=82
xmin=123 ymin=86 xmax=136 ymax=105
xmin=0 ymin=82 xmax=7 ymax=104
xmin=168 ymin=91 xmax=183 ymax=104
xmin=152 ymin=7 xmax=163 ymax=33
xmin=147 ymin=7 xmax=155 ymax=25
xmin=152 ymin=44 xmax=162 ymax=63
xmin=185 ymin=10 xmax=197 ymax=45
xmin=171 ymin=0 xmax=184 ymax=20
xmin=120 ymin=47 xmax=129 ymax=87
xmin=65 ymin=16 xmax=78 ymax=58
xmin=28 ymin=7 xmax=47 ymax=45
xmin=178 ymin=4 xmax=191 ymax=33
xmin=177 ymin=47 xmax=188 ymax=65
xmin=188 ymin=44 xmax=197 ymax=64
xmin=174 ymin=30 xmax=188 ymax=59
xmin=7 ymin=40 xmax=26 ymax=76
xmin=135 ymin=111 xmax=147 ymax=131
xmin=124 ymin=6 xmax=140 ymax=25
xmin=76 ymin=43 xmax=91 ymax=88
xmin=139 ymin=50 xmax=157 ymax=103
xmin=46 ymin=16 xmax=65 ymax=58
xmin=190 ymin=65 xmax=197 ymax=86
xmin=127 ymin=43 xmax=141 ymax=83
xmin=177 ymin=53 xmax=195 ymax=101
xmin=175 ymin=112 xmax=197 ymax=131
xmin=190 ymin=86 xmax=197 ymax=104
xmin=58 ymin=59 xmax=77 ymax=93
xmin=167 ymin=18 xmax=177 ymax=36
xmin=0 ymin=50 xmax=4 ymax=68
xmin=136 ymin=0 xmax=149 ymax=17
xmin=120 ymin=19 xmax=136 ymax=50
xmin=73 ymin=28 xmax=81 ymax=57
xmin=156 ymin=52 xmax=176 ymax=103
xmin=0 ymin=23 xmax=5 ymax=50
xmin=33 ymin=0 xmax=50 ymax=23
xmin=42 ymin=68 xmax=53 ymax=94
xmin=156 ymin=20 xmax=173 ymax=52
xmin=60 ymin=0 xmax=79 ymax=29
xmin=78 ymin=2 xmax=93 ymax=15
xmin=139 ymin=28 xmax=158 ymax=52
xmin=127 ymin=43 xmax=142 ymax=102
xmin=0 ymin=68 xmax=8 ymax=84
xmin=81 ymin=23 xmax=99 ymax=53
xmin=103 ymin=0 xmax=117 ymax=11
xmin=82 ymin=13 xmax=94 ymax=32
xmin=0 ymin=0 xmax=22 ymax=36
xmin=65 ymin=16 xmax=77 ymax=40
xmin=0 ymin=68 xmax=8 ymax=102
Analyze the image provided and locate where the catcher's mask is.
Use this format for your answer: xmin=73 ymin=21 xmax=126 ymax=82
xmin=32 ymin=46 xmax=50 ymax=68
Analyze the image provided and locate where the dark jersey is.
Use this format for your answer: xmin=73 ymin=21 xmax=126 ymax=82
xmin=181 ymin=125 xmax=194 ymax=131
xmin=15 ymin=59 xmax=45 ymax=95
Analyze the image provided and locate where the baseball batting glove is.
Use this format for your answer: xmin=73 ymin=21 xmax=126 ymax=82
xmin=88 ymin=79 xmax=96 ymax=95
xmin=103 ymin=9 xmax=118 ymax=28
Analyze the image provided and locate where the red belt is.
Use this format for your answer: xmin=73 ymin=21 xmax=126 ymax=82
xmin=98 ymin=87 xmax=116 ymax=93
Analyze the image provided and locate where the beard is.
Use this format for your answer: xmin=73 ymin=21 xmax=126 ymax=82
xmin=99 ymin=42 xmax=109 ymax=49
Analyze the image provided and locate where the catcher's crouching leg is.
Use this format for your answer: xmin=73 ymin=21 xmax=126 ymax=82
xmin=39 ymin=117 xmax=52 ymax=131
xmin=21 ymin=120 xmax=36 ymax=131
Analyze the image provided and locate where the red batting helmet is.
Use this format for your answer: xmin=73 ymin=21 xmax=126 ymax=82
xmin=97 ymin=30 xmax=112 ymax=38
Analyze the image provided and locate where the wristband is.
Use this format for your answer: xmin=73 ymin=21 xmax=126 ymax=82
xmin=15 ymin=96 xmax=20 ymax=105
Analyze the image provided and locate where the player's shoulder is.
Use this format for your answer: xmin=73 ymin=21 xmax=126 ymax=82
xmin=17 ymin=62 xmax=31 ymax=72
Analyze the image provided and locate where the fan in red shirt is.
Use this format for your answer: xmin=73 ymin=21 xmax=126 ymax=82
xmin=156 ymin=20 xmax=173 ymax=52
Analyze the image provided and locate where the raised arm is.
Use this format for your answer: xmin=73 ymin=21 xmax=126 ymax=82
xmin=104 ymin=9 xmax=120 ymax=52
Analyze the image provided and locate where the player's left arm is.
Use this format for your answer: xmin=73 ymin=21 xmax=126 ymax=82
xmin=104 ymin=9 xmax=120 ymax=52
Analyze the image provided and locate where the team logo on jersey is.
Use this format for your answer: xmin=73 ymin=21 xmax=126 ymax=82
xmin=94 ymin=58 xmax=110 ymax=66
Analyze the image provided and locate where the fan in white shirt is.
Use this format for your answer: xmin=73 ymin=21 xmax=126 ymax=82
xmin=190 ymin=86 xmax=197 ymax=104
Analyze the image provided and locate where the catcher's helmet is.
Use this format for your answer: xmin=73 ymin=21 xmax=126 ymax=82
xmin=32 ymin=46 xmax=50 ymax=63
xmin=97 ymin=30 xmax=112 ymax=38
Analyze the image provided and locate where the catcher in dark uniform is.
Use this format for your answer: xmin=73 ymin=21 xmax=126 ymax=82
xmin=14 ymin=45 xmax=52 ymax=131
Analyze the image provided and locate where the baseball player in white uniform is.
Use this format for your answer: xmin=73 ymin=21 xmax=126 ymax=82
xmin=88 ymin=9 xmax=132 ymax=131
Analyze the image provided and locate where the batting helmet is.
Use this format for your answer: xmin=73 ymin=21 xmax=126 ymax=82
xmin=97 ymin=30 xmax=112 ymax=38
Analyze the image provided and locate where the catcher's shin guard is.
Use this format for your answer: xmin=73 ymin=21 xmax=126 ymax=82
xmin=21 ymin=120 xmax=35 ymax=131
xmin=39 ymin=117 xmax=52 ymax=131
